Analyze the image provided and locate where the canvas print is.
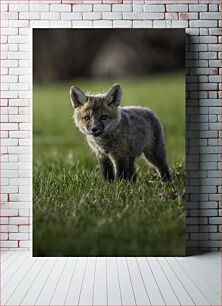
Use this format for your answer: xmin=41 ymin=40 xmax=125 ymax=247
xmin=33 ymin=29 xmax=185 ymax=256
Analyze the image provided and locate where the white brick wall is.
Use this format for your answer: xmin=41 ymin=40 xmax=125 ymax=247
xmin=1 ymin=0 xmax=221 ymax=254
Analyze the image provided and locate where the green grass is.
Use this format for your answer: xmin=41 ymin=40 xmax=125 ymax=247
xmin=33 ymin=73 xmax=185 ymax=256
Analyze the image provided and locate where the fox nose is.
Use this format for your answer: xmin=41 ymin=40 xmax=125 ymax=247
xmin=91 ymin=127 xmax=98 ymax=133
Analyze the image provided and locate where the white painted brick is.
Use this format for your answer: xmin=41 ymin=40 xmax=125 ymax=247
xmin=19 ymin=154 xmax=32 ymax=162
xmin=172 ymin=20 xmax=188 ymax=28
xmin=20 ymin=12 xmax=40 ymax=20
xmin=190 ymin=20 xmax=217 ymax=28
xmin=166 ymin=5 xmax=188 ymax=12
xmin=153 ymin=20 xmax=172 ymax=28
xmin=19 ymin=44 xmax=30 ymax=52
xmin=19 ymin=209 xmax=30 ymax=216
xmin=19 ymin=123 xmax=31 ymax=131
xmin=83 ymin=12 xmax=101 ymax=20
xmin=8 ymin=146 xmax=30 ymax=154
xmin=61 ymin=13 xmax=82 ymax=20
xmin=93 ymin=20 xmax=112 ymax=28
xmin=1 ymin=225 xmax=18 ymax=233
xmin=74 ymin=4 xmax=92 ymax=12
xmin=9 ymin=99 xmax=29 ymax=107
xmin=2 ymin=170 xmax=18 ymax=178
xmin=1 ymin=241 xmax=18 ymax=248
xmin=41 ymin=12 xmax=60 ymax=20
xmin=1 ymin=208 xmax=18 ymax=216
xmin=142 ymin=20 xmax=153 ymax=28
xmin=9 ymin=4 xmax=28 ymax=12
xmin=165 ymin=13 xmax=178 ymax=20
xmin=9 ymin=44 xmax=18 ymax=51
xmin=9 ymin=115 xmax=29 ymax=123
xmin=2 ymin=4 xmax=8 ymax=12
xmin=19 ymin=241 xmax=31 ymax=248
xmin=2 ymin=28 xmax=18 ymax=36
xmin=50 ymin=21 xmax=71 ymax=28
xmin=209 ymin=60 xmax=220 ymax=67
xmin=72 ymin=20 xmax=93 ymax=28
xmin=9 ymin=155 xmax=19 ymax=162
xmin=50 ymin=4 xmax=71 ymax=12
xmin=10 ymin=83 xmax=30 ymax=91
xmin=189 ymin=4 xmax=207 ymax=12
xmin=123 ymin=12 xmax=164 ymax=19
xmin=8 ymin=35 xmax=28 ymax=44
xmin=144 ymin=5 xmax=165 ymax=12
xmin=1 ymin=60 xmax=18 ymax=68
xmin=113 ymin=20 xmax=132 ymax=28
xmin=94 ymin=4 xmax=111 ymax=12
xmin=9 ymin=20 xmax=29 ymax=28
xmin=0 ymin=217 xmax=8 ymax=225
xmin=9 ymin=68 xmax=30 ymax=75
xmin=19 ymin=226 xmax=30 ymax=233
xmin=1 ymin=91 xmax=18 ymax=99
xmin=112 ymin=4 xmax=132 ymax=12
xmin=29 ymin=4 xmax=49 ymax=12
xmin=1 ymin=139 xmax=18 ymax=146
xmin=30 ymin=20 xmax=50 ymax=28
xmin=9 ymin=233 xmax=29 ymax=240
xmin=200 ymin=12 xmax=220 ymax=20
xmin=133 ymin=5 xmax=143 ymax=12
xmin=209 ymin=4 xmax=219 ymax=12
xmin=102 ymin=12 xmax=122 ymax=20
xmin=10 ymin=178 xmax=30 ymax=186
xmin=2 ymin=123 xmax=18 ymax=131
xmin=1 ymin=131 xmax=9 ymax=138
xmin=133 ymin=20 xmax=143 ymax=28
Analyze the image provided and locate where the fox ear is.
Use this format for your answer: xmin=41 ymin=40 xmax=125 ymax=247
xmin=106 ymin=84 xmax=122 ymax=107
xmin=70 ymin=86 xmax=87 ymax=109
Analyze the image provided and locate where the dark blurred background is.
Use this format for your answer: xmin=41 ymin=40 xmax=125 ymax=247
xmin=33 ymin=29 xmax=184 ymax=84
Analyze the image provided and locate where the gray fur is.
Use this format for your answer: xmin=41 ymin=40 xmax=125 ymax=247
xmin=70 ymin=84 xmax=171 ymax=182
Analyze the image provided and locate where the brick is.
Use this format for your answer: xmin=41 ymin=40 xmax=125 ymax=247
xmin=172 ymin=20 xmax=188 ymax=28
xmin=9 ymin=4 xmax=28 ymax=12
xmin=200 ymin=12 xmax=221 ymax=20
xmin=20 ymin=12 xmax=40 ymax=20
xmin=189 ymin=4 xmax=207 ymax=12
xmin=113 ymin=20 xmax=132 ymax=28
xmin=190 ymin=20 xmax=217 ymax=28
xmin=112 ymin=4 xmax=132 ymax=12
xmin=94 ymin=4 xmax=111 ymax=12
xmin=61 ymin=13 xmax=82 ymax=20
xmin=83 ymin=12 xmax=101 ymax=20
xmin=50 ymin=4 xmax=71 ymax=12
xmin=41 ymin=12 xmax=60 ymax=20
xmin=74 ymin=4 xmax=92 ymax=12
xmin=30 ymin=4 xmax=49 ymax=12
xmin=102 ymin=12 xmax=122 ymax=20
xmin=133 ymin=5 xmax=143 ymax=12
xmin=144 ymin=5 xmax=165 ymax=12
xmin=72 ymin=20 xmax=93 ymax=28
xmin=93 ymin=20 xmax=112 ymax=28
xmin=123 ymin=12 xmax=164 ymax=20
xmin=9 ymin=233 xmax=29 ymax=240
xmin=166 ymin=5 xmax=188 ymax=12
xmin=2 ymin=123 xmax=18 ymax=131
xmin=1 ymin=241 xmax=18 ymax=248
xmin=50 ymin=21 xmax=71 ymax=28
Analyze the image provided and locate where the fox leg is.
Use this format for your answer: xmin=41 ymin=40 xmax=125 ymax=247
xmin=143 ymin=148 xmax=171 ymax=182
xmin=97 ymin=154 xmax=115 ymax=181
xmin=114 ymin=156 xmax=136 ymax=181
xmin=129 ymin=158 xmax=137 ymax=182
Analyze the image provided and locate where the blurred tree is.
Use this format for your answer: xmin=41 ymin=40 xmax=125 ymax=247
xmin=33 ymin=29 xmax=184 ymax=84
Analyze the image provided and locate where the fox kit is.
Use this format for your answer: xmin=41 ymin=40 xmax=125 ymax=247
xmin=70 ymin=84 xmax=171 ymax=182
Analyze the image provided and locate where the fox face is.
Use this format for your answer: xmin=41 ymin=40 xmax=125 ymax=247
xmin=70 ymin=84 xmax=122 ymax=137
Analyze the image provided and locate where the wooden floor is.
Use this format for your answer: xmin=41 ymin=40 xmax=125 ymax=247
xmin=1 ymin=251 xmax=220 ymax=306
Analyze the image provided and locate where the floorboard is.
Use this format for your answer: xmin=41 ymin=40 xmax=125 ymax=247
xmin=1 ymin=251 xmax=220 ymax=306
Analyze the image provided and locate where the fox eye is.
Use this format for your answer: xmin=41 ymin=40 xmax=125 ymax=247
xmin=101 ymin=115 xmax=108 ymax=120
xmin=83 ymin=115 xmax=90 ymax=121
